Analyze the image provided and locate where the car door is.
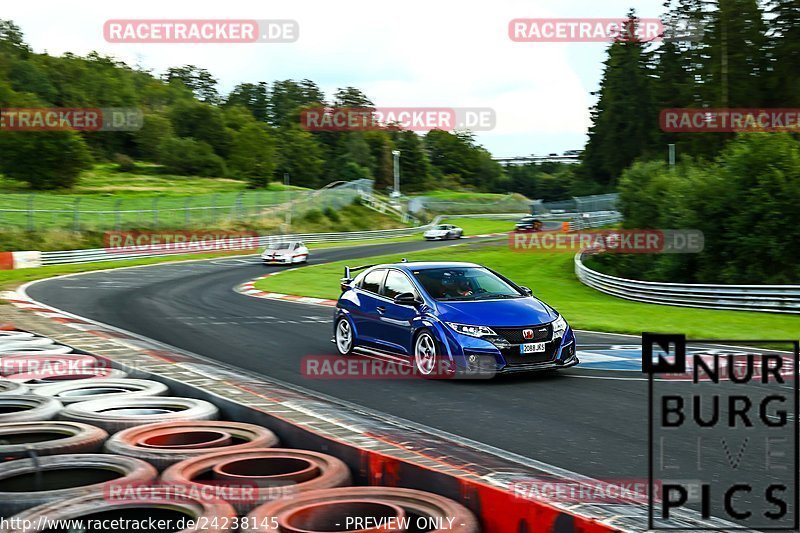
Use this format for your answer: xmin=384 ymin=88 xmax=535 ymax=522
xmin=376 ymin=269 xmax=420 ymax=355
xmin=294 ymin=242 xmax=308 ymax=262
xmin=350 ymin=268 xmax=387 ymax=347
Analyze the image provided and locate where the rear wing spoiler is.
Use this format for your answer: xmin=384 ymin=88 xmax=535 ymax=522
xmin=340 ymin=264 xmax=376 ymax=291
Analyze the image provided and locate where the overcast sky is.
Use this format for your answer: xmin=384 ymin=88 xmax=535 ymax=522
xmin=7 ymin=0 xmax=666 ymax=156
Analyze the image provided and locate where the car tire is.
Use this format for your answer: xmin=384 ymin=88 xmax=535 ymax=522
xmin=105 ymin=420 xmax=279 ymax=469
xmin=4 ymin=491 xmax=236 ymax=533
xmin=0 ymin=421 xmax=108 ymax=459
xmin=334 ymin=317 xmax=355 ymax=356
xmin=162 ymin=448 xmax=351 ymax=514
xmin=0 ymin=395 xmax=62 ymax=422
xmin=33 ymin=378 xmax=169 ymax=405
xmin=413 ymin=330 xmax=454 ymax=379
xmin=0 ymin=454 xmax=157 ymax=517
xmin=59 ymin=396 xmax=219 ymax=434
xmin=0 ymin=379 xmax=28 ymax=395
xmin=242 ymin=486 xmax=479 ymax=533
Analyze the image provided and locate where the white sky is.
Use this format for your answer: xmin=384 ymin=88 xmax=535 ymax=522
xmin=6 ymin=0 xmax=666 ymax=156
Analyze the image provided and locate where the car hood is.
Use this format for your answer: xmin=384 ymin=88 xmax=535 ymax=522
xmin=434 ymin=297 xmax=557 ymax=327
xmin=262 ymin=249 xmax=291 ymax=256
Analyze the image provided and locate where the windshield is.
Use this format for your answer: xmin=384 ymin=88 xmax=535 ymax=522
xmin=267 ymin=243 xmax=292 ymax=250
xmin=433 ymin=225 xmax=448 ymax=230
xmin=412 ymin=267 xmax=523 ymax=301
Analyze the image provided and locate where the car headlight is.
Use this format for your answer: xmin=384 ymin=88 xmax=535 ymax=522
xmin=446 ymin=322 xmax=496 ymax=338
xmin=552 ymin=315 xmax=568 ymax=338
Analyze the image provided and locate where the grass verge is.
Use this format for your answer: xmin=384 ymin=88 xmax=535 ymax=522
xmin=253 ymin=241 xmax=800 ymax=340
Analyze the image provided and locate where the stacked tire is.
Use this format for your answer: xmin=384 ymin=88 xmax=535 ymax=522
xmin=0 ymin=328 xmax=480 ymax=532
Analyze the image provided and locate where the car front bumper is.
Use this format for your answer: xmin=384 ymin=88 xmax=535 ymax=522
xmin=438 ymin=324 xmax=578 ymax=375
xmin=262 ymin=256 xmax=292 ymax=264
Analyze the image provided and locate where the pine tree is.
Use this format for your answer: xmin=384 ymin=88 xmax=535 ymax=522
xmin=582 ymin=11 xmax=655 ymax=187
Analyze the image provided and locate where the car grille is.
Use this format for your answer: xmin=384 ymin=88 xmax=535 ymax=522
xmin=493 ymin=324 xmax=552 ymax=344
xmin=501 ymin=341 xmax=559 ymax=366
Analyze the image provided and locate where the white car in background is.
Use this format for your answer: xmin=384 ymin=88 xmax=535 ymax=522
xmin=423 ymin=224 xmax=464 ymax=240
xmin=261 ymin=241 xmax=309 ymax=265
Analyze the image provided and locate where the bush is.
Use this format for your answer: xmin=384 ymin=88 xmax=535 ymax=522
xmin=323 ymin=206 xmax=341 ymax=223
xmin=0 ymin=130 xmax=92 ymax=190
xmin=303 ymin=209 xmax=323 ymax=223
xmin=157 ymin=137 xmax=226 ymax=177
xmin=113 ymin=153 xmax=136 ymax=172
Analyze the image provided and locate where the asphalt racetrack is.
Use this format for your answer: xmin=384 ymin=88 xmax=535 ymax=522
xmin=26 ymin=238 xmax=796 ymax=526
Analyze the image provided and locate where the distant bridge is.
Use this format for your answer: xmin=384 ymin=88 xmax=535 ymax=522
xmin=493 ymin=155 xmax=581 ymax=166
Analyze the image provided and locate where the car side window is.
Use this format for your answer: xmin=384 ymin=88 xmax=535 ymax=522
xmin=383 ymin=270 xmax=417 ymax=299
xmin=360 ymin=269 xmax=386 ymax=294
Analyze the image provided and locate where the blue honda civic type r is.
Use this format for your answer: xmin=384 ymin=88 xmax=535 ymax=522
xmin=332 ymin=260 xmax=578 ymax=377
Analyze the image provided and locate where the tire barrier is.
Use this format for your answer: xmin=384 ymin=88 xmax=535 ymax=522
xmin=0 ymin=353 xmax=97 ymax=376
xmin=0 ymin=453 xmax=157 ymax=516
xmin=242 ymin=487 xmax=480 ymax=533
xmin=0 ymin=338 xmax=57 ymax=352
xmin=0 ymin=421 xmax=108 ymax=460
xmin=105 ymin=421 xmax=280 ymax=469
xmin=0 ymin=331 xmax=35 ymax=342
xmin=59 ymin=396 xmax=220 ymax=434
xmin=2 ymin=490 xmax=238 ymax=533
xmin=0 ymin=379 xmax=29 ymax=395
xmin=161 ymin=448 xmax=352 ymax=514
xmin=6 ymin=367 xmax=128 ymax=388
xmin=33 ymin=378 xmax=169 ymax=405
xmin=0 ymin=395 xmax=62 ymax=423
xmin=0 ymin=345 xmax=74 ymax=356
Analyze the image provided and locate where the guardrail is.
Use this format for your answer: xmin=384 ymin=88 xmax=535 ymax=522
xmin=21 ymin=212 xmax=609 ymax=267
xmin=575 ymin=251 xmax=800 ymax=314
xmin=36 ymin=214 xmax=530 ymax=266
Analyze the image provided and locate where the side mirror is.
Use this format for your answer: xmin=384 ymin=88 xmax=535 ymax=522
xmin=393 ymin=292 xmax=419 ymax=306
xmin=520 ymin=286 xmax=533 ymax=296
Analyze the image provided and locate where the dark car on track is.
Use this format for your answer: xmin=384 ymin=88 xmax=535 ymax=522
xmin=333 ymin=261 xmax=578 ymax=377
xmin=515 ymin=216 xmax=543 ymax=232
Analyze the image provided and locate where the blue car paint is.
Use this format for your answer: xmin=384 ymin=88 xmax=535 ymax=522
xmin=334 ymin=261 xmax=578 ymax=374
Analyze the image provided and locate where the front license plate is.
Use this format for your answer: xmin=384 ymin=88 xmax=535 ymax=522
xmin=520 ymin=343 xmax=545 ymax=354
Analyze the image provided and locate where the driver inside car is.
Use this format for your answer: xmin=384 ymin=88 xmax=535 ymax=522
xmin=455 ymin=279 xmax=474 ymax=297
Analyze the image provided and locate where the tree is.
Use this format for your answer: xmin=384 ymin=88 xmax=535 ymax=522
xmin=581 ymin=11 xmax=655 ymax=187
xmin=163 ymin=65 xmax=220 ymax=103
xmin=423 ymin=130 xmax=501 ymax=190
xmin=393 ymin=130 xmax=432 ymax=192
xmin=364 ymin=130 xmax=394 ymax=189
xmin=228 ymin=123 xmax=277 ymax=187
xmin=274 ymin=126 xmax=325 ymax=188
xmin=268 ymin=79 xmax=325 ymax=127
xmin=0 ymin=131 xmax=91 ymax=189
xmin=333 ymin=87 xmax=373 ymax=108
xmin=767 ymin=0 xmax=800 ymax=107
xmin=157 ymin=137 xmax=226 ymax=177
xmin=168 ymin=100 xmax=232 ymax=157
xmin=133 ymin=114 xmax=174 ymax=161
xmin=225 ymin=82 xmax=269 ymax=122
